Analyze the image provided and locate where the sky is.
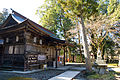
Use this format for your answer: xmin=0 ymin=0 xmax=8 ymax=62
xmin=0 ymin=0 xmax=45 ymax=23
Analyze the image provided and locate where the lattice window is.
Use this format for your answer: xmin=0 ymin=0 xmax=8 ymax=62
xmin=9 ymin=46 xmax=13 ymax=54
xmin=40 ymin=39 xmax=42 ymax=44
xmin=33 ymin=37 xmax=37 ymax=43
xmin=16 ymin=36 xmax=19 ymax=42
xmin=14 ymin=45 xmax=24 ymax=54
xmin=6 ymin=38 xmax=9 ymax=43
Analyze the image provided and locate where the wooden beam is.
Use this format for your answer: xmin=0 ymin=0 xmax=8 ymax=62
xmin=0 ymin=27 xmax=25 ymax=35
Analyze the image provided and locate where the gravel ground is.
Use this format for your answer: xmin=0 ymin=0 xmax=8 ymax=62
xmin=0 ymin=69 xmax=65 ymax=80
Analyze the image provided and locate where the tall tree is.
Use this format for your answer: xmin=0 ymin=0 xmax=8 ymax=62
xmin=107 ymin=0 xmax=120 ymax=22
xmin=107 ymin=0 xmax=120 ymax=44
xmin=0 ymin=8 xmax=9 ymax=25
xmin=86 ymin=15 xmax=111 ymax=59
xmin=0 ymin=13 xmax=4 ymax=25
xmin=58 ymin=0 xmax=98 ymax=72
xmin=98 ymin=0 xmax=109 ymax=15
xmin=36 ymin=0 xmax=74 ymax=61
xmin=67 ymin=23 xmax=83 ymax=62
xmin=36 ymin=0 xmax=73 ymax=39
xmin=86 ymin=0 xmax=120 ymax=61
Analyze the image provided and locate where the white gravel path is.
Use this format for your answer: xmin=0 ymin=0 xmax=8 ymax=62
xmin=48 ymin=71 xmax=80 ymax=80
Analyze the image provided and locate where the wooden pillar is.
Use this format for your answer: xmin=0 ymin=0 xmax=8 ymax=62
xmin=24 ymin=31 xmax=27 ymax=71
xmin=12 ymin=45 xmax=15 ymax=69
xmin=55 ymin=48 xmax=58 ymax=68
xmin=66 ymin=47 xmax=68 ymax=62
xmin=63 ymin=47 xmax=65 ymax=66
xmin=1 ymin=45 xmax=4 ymax=66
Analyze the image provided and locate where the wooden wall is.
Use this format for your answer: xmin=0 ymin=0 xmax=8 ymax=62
xmin=24 ymin=31 xmax=57 ymax=70
xmin=0 ymin=30 xmax=25 ymax=70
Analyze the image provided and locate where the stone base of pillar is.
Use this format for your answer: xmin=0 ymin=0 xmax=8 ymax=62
xmin=118 ymin=60 xmax=120 ymax=67
xmin=95 ymin=59 xmax=106 ymax=64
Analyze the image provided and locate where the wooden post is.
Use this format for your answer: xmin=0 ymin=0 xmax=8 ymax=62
xmin=63 ymin=47 xmax=65 ymax=66
xmin=55 ymin=48 xmax=58 ymax=68
xmin=66 ymin=47 xmax=67 ymax=62
xmin=12 ymin=45 xmax=15 ymax=69
xmin=24 ymin=30 xmax=29 ymax=71
xmin=1 ymin=45 xmax=4 ymax=65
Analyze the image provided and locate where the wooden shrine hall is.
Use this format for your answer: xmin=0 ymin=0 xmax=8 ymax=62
xmin=0 ymin=9 xmax=67 ymax=71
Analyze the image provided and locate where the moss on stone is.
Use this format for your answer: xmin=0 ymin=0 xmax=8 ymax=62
xmin=8 ymin=77 xmax=35 ymax=80
xmin=87 ymin=72 xmax=116 ymax=80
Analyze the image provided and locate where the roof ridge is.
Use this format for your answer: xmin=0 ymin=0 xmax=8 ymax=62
xmin=11 ymin=9 xmax=55 ymax=35
xmin=11 ymin=9 xmax=27 ymax=20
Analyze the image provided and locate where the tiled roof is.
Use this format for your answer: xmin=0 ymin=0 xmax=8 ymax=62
xmin=12 ymin=14 xmax=25 ymax=23
xmin=11 ymin=9 xmax=60 ymax=39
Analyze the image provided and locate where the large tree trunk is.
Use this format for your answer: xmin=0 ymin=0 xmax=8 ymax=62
xmin=79 ymin=16 xmax=92 ymax=72
xmin=97 ymin=47 xmax=102 ymax=60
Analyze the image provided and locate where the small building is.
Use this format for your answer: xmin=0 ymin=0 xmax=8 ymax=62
xmin=0 ymin=10 xmax=66 ymax=71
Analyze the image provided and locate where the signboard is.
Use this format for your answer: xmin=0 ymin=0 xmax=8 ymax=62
xmin=38 ymin=55 xmax=46 ymax=60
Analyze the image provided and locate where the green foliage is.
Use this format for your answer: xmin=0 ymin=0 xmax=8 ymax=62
xmin=76 ymin=54 xmax=84 ymax=63
xmin=87 ymin=73 xmax=100 ymax=78
xmin=89 ymin=30 xmax=117 ymax=59
xmin=86 ymin=13 xmax=119 ymax=59
xmin=103 ymin=37 xmax=116 ymax=56
xmin=8 ymin=77 xmax=34 ymax=80
xmin=97 ymin=0 xmax=120 ymax=23
xmin=58 ymin=0 xmax=98 ymax=19
xmin=36 ymin=0 xmax=73 ymax=39
xmin=98 ymin=0 xmax=109 ymax=14
xmin=60 ymin=49 xmax=64 ymax=55
xmin=76 ymin=55 xmax=81 ymax=63
xmin=87 ymin=72 xmax=116 ymax=80
xmin=58 ymin=0 xmax=99 ymax=71
xmin=0 ymin=13 xmax=4 ymax=25
xmin=0 ymin=8 xmax=9 ymax=25
xmin=107 ymin=0 xmax=120 ymax=22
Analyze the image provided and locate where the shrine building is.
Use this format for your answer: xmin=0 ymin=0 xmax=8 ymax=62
xmin=0 ymin=9 xmax=67 ymax=71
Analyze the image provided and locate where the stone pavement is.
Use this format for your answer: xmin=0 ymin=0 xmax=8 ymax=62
xmin=108 ymin=67 xmax=120 ymax=72
xmin=48 ymin=71 xmax=80 ymax=80
xmin=2 ymin=69 xmax=43 ymax=74
xmin=56 ymin=66 xmax=73 ymax=70
xmin=108 ymin=67 xmax=120 ymax=80
xmin=48 ymin=66 xmax=73 ymax=70
xmin=70 ymin=67 xmax=86 ymax=71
